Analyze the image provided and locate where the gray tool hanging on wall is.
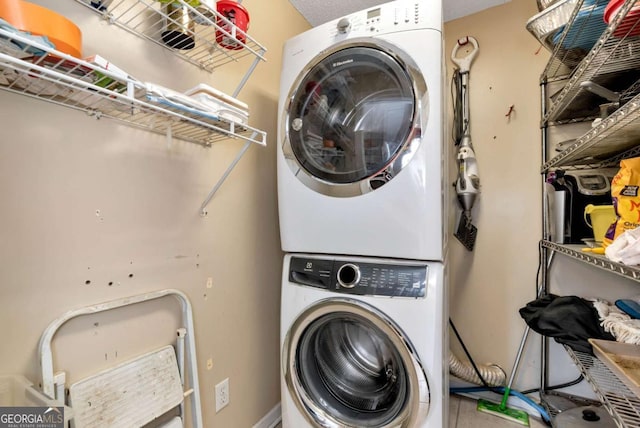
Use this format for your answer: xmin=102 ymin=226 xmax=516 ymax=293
xmin=451 ymin=36 xmax=481 ymax=251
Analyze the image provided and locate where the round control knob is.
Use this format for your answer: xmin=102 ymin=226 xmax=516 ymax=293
xmin=581 ymin=409 xmax=600 ymax=422
xmin=291 ymin=118 xmax=303 ymax=131
xmin=337 ymin=17 xmax=351 ymax=34
xmin=337 ymin=263 xmax=360 ymax=288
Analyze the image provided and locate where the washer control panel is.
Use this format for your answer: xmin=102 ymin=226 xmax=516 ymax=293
xmin=289 ymin=257 xmax=427 ymax=298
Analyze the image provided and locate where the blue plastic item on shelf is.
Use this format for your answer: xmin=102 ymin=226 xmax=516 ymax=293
xmin=553 ymin=1 xmax=608 ymax=51
xmin=616 ymin=299 xmax=640 ymax=319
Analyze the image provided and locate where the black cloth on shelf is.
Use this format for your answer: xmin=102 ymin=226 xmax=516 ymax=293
xmin=519 ymin=294 xmax=615 ymax=354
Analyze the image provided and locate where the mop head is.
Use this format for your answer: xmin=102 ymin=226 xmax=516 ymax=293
xmin=454 ymin=212 xmax=477 ymax=251
xmin=477 ymin=399 xmax=530 ymax=426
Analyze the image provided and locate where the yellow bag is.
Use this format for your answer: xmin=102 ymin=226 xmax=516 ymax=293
xmin=603 ymin=157 xmax=640 ymax=247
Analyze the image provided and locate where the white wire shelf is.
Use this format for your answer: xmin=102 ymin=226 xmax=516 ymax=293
xmin=565 ymin=346 xmax=640 ymax=427
xmin=541 ymin=241 xmax=640 ymax=283
xmin=543 ymin=0 xmax=640 ymax=124
xmin=542 ymin=91 xmax=640 ymax=171
xmin=0 ymin=28 xmax=267 ymax=148
xmin=74 ymin=0 xmax=267 ymax=74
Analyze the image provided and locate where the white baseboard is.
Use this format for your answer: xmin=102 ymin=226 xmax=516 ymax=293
xmin=252 ymin=403 xmax=281 ymax=428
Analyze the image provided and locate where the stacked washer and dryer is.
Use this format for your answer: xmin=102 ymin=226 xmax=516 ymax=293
xmin=277 ymin=1 xmax=448 ymax=426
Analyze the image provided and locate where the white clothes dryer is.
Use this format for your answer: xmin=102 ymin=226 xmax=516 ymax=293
xmin=277 ymin=0 xmax=446 ymax=261
xmin=280 ymin=253 xmax=447 ymax=428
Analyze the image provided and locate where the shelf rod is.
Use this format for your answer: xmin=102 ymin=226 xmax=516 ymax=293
xmin=200 ymin=136 xmax=255 ymax=215
xmin=233 ymin=50 xmax=266 ymax=97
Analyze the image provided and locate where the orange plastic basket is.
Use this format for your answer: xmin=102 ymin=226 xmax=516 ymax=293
xmin=0 ymin=0 xmax=82 ymax=57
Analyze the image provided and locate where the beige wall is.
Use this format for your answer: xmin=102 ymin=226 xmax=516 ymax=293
xmin=0 ymin=1 xmax=309 ymax=426
xmin=445 ymin=0 xmax=549 ymax=391
xmin=3 ymin=0 xmax=619 ymax=423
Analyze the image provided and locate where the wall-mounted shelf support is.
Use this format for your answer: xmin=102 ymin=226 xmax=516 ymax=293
xmin=200 ymin=136 xmax=254 ymax=216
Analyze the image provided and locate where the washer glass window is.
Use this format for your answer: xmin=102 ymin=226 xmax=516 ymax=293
xmin=288 ymin=47 xmax=415 ymax=184
xmin=296 ymin=311 xmax=409 ymax=426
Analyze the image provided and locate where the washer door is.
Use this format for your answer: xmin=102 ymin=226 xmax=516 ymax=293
xmin=283 ymin=298 xmax=429 ymax=428
xmin=282 ymin=41 xmax=427 ymax=197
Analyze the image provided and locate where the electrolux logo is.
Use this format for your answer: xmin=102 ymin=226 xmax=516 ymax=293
xmin=332 ymin=59 xmax=354 ymax=68
xmin=0 ymin=407 xmax=63 ymax=428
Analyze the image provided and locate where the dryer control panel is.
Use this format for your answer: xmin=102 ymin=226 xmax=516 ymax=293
xmin=289 ymin=256 xmax=427 ymax=298
xmin=329 ymin=2 xmax=438 ymax=37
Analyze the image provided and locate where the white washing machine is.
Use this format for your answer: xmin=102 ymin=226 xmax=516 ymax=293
xmin=277 ymin=0 xmax=446 ymax=261
xmin=280 ymin=253 xmax=447 ymax=427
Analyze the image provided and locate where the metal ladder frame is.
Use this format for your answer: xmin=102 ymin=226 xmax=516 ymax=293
xmin=38 ymin=289 xmax=203 ymax=428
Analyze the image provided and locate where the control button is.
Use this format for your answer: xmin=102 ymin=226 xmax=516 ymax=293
xmin=337 ymin=17 xmax=351 ymax=34
xmin=582 ymin=410 xmax=600 ymax=422
xmin=337 ymin=263 xmax=361 ymax=288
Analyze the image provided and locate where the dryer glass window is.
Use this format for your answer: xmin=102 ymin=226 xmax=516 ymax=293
xmin=296 ymin=311 xmax=408 ymax=426
xmin=288 ymin=47 xmax=415 ymax=184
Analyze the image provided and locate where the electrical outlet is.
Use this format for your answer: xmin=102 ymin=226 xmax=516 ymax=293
xmin=215 ymin=378 xmax=229 ymax=412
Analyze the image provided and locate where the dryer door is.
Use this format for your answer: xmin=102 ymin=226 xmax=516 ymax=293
xmin=283 ymin=43 xmax=426 ymax=197
xmin=283 ymin=298 xmax=429 ymax=428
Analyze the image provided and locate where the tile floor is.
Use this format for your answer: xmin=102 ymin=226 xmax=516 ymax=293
xmin=275 ymin=395 xmax=548 ymax=427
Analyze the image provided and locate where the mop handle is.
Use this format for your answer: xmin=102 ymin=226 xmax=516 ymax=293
xmin=451 ymin=36 xmax=479 ymax=140
xmin=499 ymin=325 xmax=531 ymax=410
xmin=451 ymin=36 xmax=479 ymax=74
xmin=500 ymin=387 xmax=511 ymax=409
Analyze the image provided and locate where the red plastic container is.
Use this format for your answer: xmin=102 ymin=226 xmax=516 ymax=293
xmin=215 ymin=0 xmax=249 ymax=50
xmin=604 ymin=0 xmax=640 ymax=37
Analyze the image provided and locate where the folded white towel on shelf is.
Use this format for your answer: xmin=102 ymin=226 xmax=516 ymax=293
xmin=143 ymin=82 xmax=251 ymax=125
xmin=184 ymin=83 xmax=249 ymax=125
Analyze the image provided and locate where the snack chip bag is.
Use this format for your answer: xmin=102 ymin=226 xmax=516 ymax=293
xmin=603 ymin=157 xmax=640 ymax=248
